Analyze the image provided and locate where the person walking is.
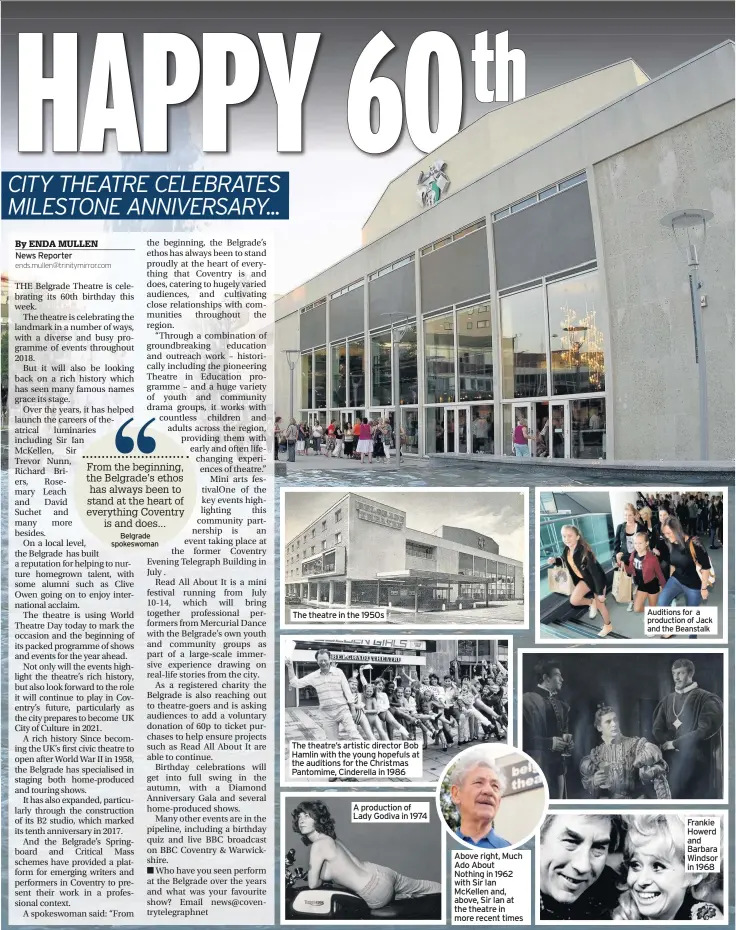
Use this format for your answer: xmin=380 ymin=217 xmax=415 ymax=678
xmin=623 ymin=531 xmax=666 ymax=613
xmin=547 ymin=524 xmax=614 ymax=637
xmin=614 ymin=503 xmax=647 ymax=613
xmin=274 ymin=416 xmax=283 ymax=461
xmin=296 ymin=421 xmax=307 ymax=455
xmin=352 ymin=419 xmax=362 ymax=458
xmin=651 ymin=506 xmax=672 ymax=577
xmin=333 ymin=422 xmax=345 ymax=458
xmin=343 ymin=421 xmax=354 ymax=459
xmin=512 ymin=417 xmax=531 ymax=457
xmin=708 ymin=497 xmax=721 ymax=549
xmin=357 ymin=418 xmax=373 ymax=464
xmin=311 ymin=421 xmax=323 ymax=455
xmin=656 ymin=517 xmax=714 ymax=639
xmin=283 ymin=418 xmax=299 ymax=463
xmin=372 ymin=419 xmax=386 ymax=463
xmin=325 ymin=420 xmax=337 ymax=457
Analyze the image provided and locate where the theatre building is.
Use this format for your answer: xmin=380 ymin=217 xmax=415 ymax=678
xmin=275 ymin=44 xmax=734 ymax=463
xmin=283 ymin=493 xmax=523 ymax=610
xmin=285 ymin=637 xmax=508 ymax=708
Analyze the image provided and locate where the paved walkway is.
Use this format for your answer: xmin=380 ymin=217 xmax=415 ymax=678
xmin=277 ymin=454 xmax=734 ymax=487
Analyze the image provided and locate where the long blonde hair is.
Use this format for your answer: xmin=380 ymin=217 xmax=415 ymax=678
xmin=612 ymin=815 xmax=720 ymax=921
xmin=561 ymin=524 xmax=594 ymax=562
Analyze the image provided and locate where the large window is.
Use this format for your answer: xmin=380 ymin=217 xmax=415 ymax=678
xmin=548 ymin=270 xmax=605 ymax=395
xmin=424 ymin=312 xmax=455 ymax=403
xmin=331 ymin=341 xmax=347 ymax=407
xmin=500 ymin=287 xmax=546 ymax=398
xmin=398 ymin=324 xmax=418 ymax=404
xmin=347 ymin=337 xmax=365 ymax=406
xmin=314 ymin=347 xmax=327 ymax=408
xmin=300 ymin=352 xmax=313 ymax=408
xmin=371 ymin=331 xmax=392 ymax=405
xmin=457 ymin=302 xmax=492 ymax=401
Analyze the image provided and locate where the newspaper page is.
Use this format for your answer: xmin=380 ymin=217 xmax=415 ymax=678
xmin=1 ymin=2 xmax=734 ymax=928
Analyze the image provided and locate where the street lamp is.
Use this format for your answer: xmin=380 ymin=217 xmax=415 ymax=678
xmin=381 ymin=312 xmax=412 ymax=470
xmin=659 ymin=208 xmax=713 ymax=460
xmin=282 ymin=349 xmax=300 ymax=421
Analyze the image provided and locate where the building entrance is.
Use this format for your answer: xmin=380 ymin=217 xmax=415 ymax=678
xmin=425 ymin=406 xmax=470 ymax=455
xmin=504 ymin=398 xmax=606 ymax=459
xmin=426 ymin=405 xmax=495 ymax=456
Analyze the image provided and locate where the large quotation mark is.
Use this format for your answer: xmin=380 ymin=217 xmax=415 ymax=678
xmin=115 ymin=418 xmax=157 ymax=454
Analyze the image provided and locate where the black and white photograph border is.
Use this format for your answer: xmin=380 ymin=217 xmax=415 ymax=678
xmin=280 ymin=791 xmax=446 ymax=925
xmin=279 ymin=486 xmax=529 ymax=631
xmin=279 ymin=634 xmax=513 ymax=788
xmin=517 ymin=647 xmax=729 ymax=805
xmin=534 ymin=486 xmax=728 ymax=645
xmin=534 ymin=809 xmax=729 ymax=925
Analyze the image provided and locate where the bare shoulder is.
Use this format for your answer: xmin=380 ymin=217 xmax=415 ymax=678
xmin=314 ymin=835 xmax=337 ymax=855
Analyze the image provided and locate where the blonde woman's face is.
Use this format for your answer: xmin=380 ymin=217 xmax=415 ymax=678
xmin=634 ymin=536 xmax=648 ymax=556
xmin=626 ymin=838 xmax=688 ymax=920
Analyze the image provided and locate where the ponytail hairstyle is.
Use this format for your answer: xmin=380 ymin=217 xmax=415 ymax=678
xmin=561 ymin=524 xmax=595 ymax=564
xmin=634 ymin=530 xmax=650 ymax=550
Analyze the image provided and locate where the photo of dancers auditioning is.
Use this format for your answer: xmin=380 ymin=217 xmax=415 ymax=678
xmin=538 ymin=489 xmax=724 ymax=640
xmin=284 ymin=796 xmax=443 ymax=921
xmin=282 ymin=637 xmax=509 ymax=783
xmin=521 ymin=652 xmax=724 ymax=801
xmin=538 ymin=812 xmax=725 ymax=923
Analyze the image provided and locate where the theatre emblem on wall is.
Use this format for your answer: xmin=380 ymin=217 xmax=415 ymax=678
xmin=417 ymin=159 xmax=450 ymax=207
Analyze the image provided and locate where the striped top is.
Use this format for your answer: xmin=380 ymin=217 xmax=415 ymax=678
xmin=288 ymin=666 xmax=355 ymax=709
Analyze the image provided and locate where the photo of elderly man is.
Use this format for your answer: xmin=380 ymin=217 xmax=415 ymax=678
xmin=439 ymin=745 xmax=546 ymax=850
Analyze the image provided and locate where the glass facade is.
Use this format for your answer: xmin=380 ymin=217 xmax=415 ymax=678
xmin=548 ymin=270 xmax=605 ymax=395
xmin=314 ymin=347 xmax=327 ymax=408
xmin=457 ymin=302 xmax=492 ymax=401
xmin=348 ymin=338 xmax=365 ymax=407
xmin=371 ymin=331 xmax=392 ymax=405
xmin=500 ymin=287 xmax=547 ymax=398
xmin=424 ymin=313 xmax=455 ymax=403
xmin=331 ymin=341 xmax=347 ymax=407
xmin=297 ymin=263 xmax=606 ymax=460
xmin=300 ymin=351 xmax=313 ymax=409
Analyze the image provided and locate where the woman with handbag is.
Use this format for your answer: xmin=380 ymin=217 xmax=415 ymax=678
xmin=547 ymin=524 xmax=613 ymax=637
xmin=657 ymin=517 xmax=713 ymax=639
xmin=283 ymin=418 xmax=299 ymax=462
xmin=614 ymin=503 xmax=648 ymax=613
xmin=372 ymin=419 xmax=386 ymax=464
